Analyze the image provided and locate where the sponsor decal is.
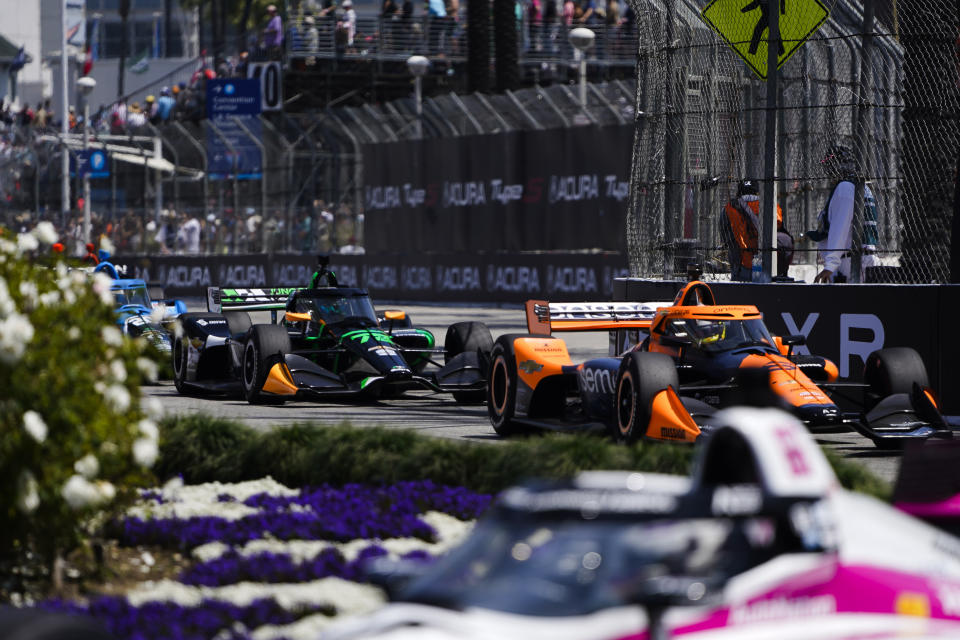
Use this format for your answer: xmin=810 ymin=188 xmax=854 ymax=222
xmin=347 ymin=330 xmax=393 ymax=344
xmin=272 ymin=263 xmax=313 ymax=286
xmin=195 ymin=318 xmax=227 ymax=326
xmin=486 ymin=266 xmax=541 ymax=293
xmin=533 ymin=343 xmax=565 ymax=353
xmin=730 ymin=595 xmax=836 ymax=625
xmin=604 ymin=175 xmax=629 ymax=201
xmin=518 ymin=359 xmax=543 ymax=374
xmin=547 ymin=266 xmax=599 ymax=294
xmin=490 ymin=179 xmax=523 ymax=204
xmin=443 ymin=181 xmax=487 ymax=207
xmin=401 ymin=266 xmax=432 ymax=291
xmin=711 ymin=485 xmax=762 ymax=515
xmin=390 ymin=365 xmax=410 ymax=372
xmin=219 ymin=264 xmax=267 ymax=287
xmin=579 ymin=366 xmax=615 ymax=394
xmin=363 ymin=265 xmax=398 ymax=289
xmin=549 ymin=174 xmax=599 ymax=203
xmin=163 ymin=265 xmax=212 ymax=288
xmin=365 ymin=185 xmax=402 ymax=210
xmin=659 ymin=426 xmax=689 ymax=440
xmin=403 ymin=183 xmax=425 ymax=206
xmin=436 ymin=266 xmax=482 ymax=292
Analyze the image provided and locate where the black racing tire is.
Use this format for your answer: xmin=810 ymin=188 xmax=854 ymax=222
xmin=172 ymin=334 xmax=191 ymax=394
xmin=445 ymin=321 xmax=494 ymax=404
xmin=172 ymin=312 xmax=209 ymax=396
xmin=224 ymin=311 xmax=252 ymax=337
xmin=242 ymin=324 xmax=292 ymax=405
xmin=613 ymin=352 xmax=679 ymax=443
xmin=487 ymin=334 xmax=530 ymax=436
xmin=864 ymin=347 xmax=929 ymax=409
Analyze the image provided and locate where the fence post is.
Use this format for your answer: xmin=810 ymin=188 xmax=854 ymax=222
xmin=850 ymin=2 xmax=876 ymax=283
xmin=760 ymin=0 xmax=780 ymax=280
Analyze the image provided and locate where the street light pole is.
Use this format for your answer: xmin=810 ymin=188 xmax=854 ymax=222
xmin=60 ymin=0 xmax=70 ymax=228
xmin=77 ymin=76 xmax=97 ymax=246
xmin=568 ymin=27 xmax=595 ymax=108
xmin=406 ymin=55 xmax=429 ymax=140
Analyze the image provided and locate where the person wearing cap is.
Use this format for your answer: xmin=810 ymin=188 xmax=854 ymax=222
xmin=263 ymin=4 xmax=284 ymax=59
xmin=145 ymin=94 xmax=160 ymax=124
xmin=719 ymin=178 xmax=793 ymax=281
xmin=340 ymin=0 xmax=357 ymax=47
xmin=809 ymin=145 xmax=879 ymax=283
xmin=157 ymin=87 xmax=175 ymax=122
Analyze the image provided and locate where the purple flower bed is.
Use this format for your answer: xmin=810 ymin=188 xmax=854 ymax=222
xmin=116 ymin=481 xmax=492 ymax=549
xmin=180 ymin=546 xmax=436 ymax=587
xmin=42 ymin=596 xmax=328 ymax=640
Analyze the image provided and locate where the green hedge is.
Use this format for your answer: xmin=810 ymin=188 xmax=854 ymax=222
xmin=157 ymin=414 xmax=891 ymax=499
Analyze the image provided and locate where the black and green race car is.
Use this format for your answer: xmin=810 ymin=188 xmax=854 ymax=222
xmin=172 ymin=276 xmax=492 ymax=405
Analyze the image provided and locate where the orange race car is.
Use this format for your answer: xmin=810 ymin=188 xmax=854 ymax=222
xmin=486 ymin=280 xmax=954 ymax=448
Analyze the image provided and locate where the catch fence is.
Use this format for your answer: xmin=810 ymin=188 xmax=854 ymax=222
xmin=0 ymin=78 xmax=636 ymax=256
xmin=626 ymin=0 xmax=960 ymax=283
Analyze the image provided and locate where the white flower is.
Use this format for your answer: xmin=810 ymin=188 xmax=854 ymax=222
xmin=137 ymin=357 xmax=159 ymax=383
xmin=18 ymin=281 xmax=38 ymax=309
xmin=133 ymin=437 xmax=159 ymax=468
xmin=22 ymin=411 xmax=47 ymax=444
xmin=95 ymin=480 xmax=116 ymax=503
xmin=142 ymin=397 xmax=164 ymax=422
xmin=101 ymin=383 xmax=131 ymax=413
xmin=74 ymin=453 xmax=100 ymax=479
xmin=0 ymin=238 xmax=16 ymax=255
xmin=61 ymin=475 xmax=104 ymax=510
xmin=0 ymin=277 xmax=15 ymax=317
xmin=150 ymin=305 xmax=167 ymax=323
xmin=101 ymin=325 xmax=124 ymax=347
xmin=16 ymin=471 xmax=40 ymax=514
xmin=39 ymin=290 xmax=60 ymax=307
xmin=32 ymin=221 xmax=58 ymax=245
xmin=137 ymin=419 xmax=159 ymax=442
xmin=0 ymin=313 xmax=35 ymax=364
xmin=109 ymin=359 xmax=127 ymax=383
xmin=92 ymin=272 xmax=115 ymax=306
xmin=100 ymin=236 xmax=115 ymax=253
xmin=16 ymin=233 xmax=39 ymax=254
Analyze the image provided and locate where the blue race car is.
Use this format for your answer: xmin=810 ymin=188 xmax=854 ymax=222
xmin=110 ymin=277 xmax=186 ymax=358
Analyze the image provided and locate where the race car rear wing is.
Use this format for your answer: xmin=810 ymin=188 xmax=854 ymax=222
xmin=526 ymin=299 xmax=673 ymax=335
xmin=207 ymin=287 xmax=298 ymax=313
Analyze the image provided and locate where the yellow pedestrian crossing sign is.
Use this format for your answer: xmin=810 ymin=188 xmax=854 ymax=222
xmin=701 ymin=0 xmax=830 ymax=80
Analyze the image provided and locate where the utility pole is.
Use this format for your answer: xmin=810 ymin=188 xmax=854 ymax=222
xmin=118 ymin=0 xmax=130 ymax=98
xmin=60 ymin=0 xmax=70 ymax=227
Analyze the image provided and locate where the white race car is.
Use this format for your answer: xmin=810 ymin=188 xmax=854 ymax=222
xmin=322 ymin=407 xmax=960 ymax=640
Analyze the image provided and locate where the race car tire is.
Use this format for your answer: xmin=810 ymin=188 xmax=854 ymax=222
xmin=865 ymin=347 xmax=929 ymax=409
xmin=224 ymin=311 xmax=252 ymax=337
xmin=614 ymin=352 xmax=679 ymax=443
xmin=172 ymin=312 xmax=209 ymax=396
xmin=487 ymin=334 xmax=530 ymax=436
xmin=242 ymin=324 xmax=292 ymax=405
xmin=445 ymin=321 xmax=494 ymax=404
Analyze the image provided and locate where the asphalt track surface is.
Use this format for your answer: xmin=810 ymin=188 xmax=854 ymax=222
xmin=145 ymin=302 xmax=903 ymax=485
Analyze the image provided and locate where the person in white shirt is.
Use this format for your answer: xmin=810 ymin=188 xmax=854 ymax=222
xmin=811 ymin=145 xmax=879 ymax=283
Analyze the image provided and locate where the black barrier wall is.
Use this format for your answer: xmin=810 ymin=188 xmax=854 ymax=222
xmin=614 ymin=279 xmax=960 ymax=414
xmin=361 ymin=125 xmax=633 ymax=253
xmin=111 ymin=253 xmax=629 ymax=303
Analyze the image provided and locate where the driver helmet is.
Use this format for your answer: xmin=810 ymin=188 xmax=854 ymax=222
xmin=695 ymin=320 xmax=726 ymax=345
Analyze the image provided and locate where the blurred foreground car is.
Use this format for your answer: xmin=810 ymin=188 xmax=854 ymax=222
xmin=487 ymin=279 xmax=953 ymax=448
xmin=324 ymin=407 xmax=960 ymax=640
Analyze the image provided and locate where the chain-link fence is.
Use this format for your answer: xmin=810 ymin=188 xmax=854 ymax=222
xmin=626 ymin=0 xmax=960 ymax=283
xmin=0 ymin=78 xmax=636 ymax=257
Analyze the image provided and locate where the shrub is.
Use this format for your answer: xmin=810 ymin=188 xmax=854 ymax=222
xmin=156 ymin=414 xmax=890 ymax=499
xmin=0 ymin=224 xmax=160 ymax=571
